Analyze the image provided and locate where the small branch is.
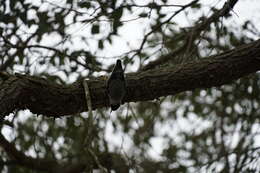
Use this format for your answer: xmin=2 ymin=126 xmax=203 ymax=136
xmin=0 ymin=133 xmax=58 ymax=172
xmin=0 ymin=55 xmax=16 ymax=71
xmin=133 ymin=0 xmax=199 ymax=58
xmin=1 ymin=120 xmax=14 ymax=128
xmin=141 ymin=0 xmax=240 ymax=71
xmin=0 ymin=133 xmax=89 ymax=173
xmin=0 ymin=160 xmax=18 ymax=166
xmin=88 ymin=149 xmax=108 ymax=173
xmin=124 ymin=3 xmax=186 ymax=8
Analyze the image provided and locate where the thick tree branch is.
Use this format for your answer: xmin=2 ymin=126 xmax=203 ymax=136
xmin=0 ymin=132 xmax=130 ymax=172
xmin=0 ymin=39 xmax=260 ymax=117
xmin=0 ymin=133 xmax=59 ymax=172
xmin=141 ymin=0 xmax=239 ymax=71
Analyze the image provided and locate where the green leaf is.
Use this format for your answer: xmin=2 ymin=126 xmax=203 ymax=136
xmin=112 ymin=20 xmax=122 ymax=34
xmin=139 ymin=13 xmax=148 ymax=18
xmin=91 ymin=24 xmax=100 ymax=34
xmin=112 ymin=7 xmax=123 ymax=20
xmin=191 ymin=3 xmax=201 ymax=9
xmin=78 ymin=2 xmax=91 ymax=9
xmin=98 ymin=40 xmax=104 ymax=49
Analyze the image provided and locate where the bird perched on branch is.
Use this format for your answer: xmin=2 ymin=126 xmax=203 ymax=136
xmin=107 ymin=59 xmax=126 ymax=111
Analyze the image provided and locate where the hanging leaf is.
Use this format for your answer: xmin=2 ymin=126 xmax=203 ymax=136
xmin=91 ymin=24 xmax=100 ymax=34
xmin=98 ymin=39 xmax=104 ymax=49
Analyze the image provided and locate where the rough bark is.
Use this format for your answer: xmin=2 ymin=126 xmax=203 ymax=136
xmin=0 ymin=39 xmax=260 ymax=117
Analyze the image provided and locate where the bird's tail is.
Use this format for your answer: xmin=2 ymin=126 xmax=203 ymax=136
xmin=111 ymin=104 xmax=120 ymax=111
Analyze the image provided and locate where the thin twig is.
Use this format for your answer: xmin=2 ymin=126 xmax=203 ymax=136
xmin=88 ymin=148 xmax=108 ymax=173
xmin=141 ymin=0 xmax=240 ymax=71
xmin=131 ymin=0 xmax=199 ymax=59
xmin=83 ymin=79 xmax=94 ymax=147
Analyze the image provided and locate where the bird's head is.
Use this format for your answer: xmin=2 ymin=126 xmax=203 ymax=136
xmin=114 ymin=59 xmax=123 ymax=71
xmin=116 ymin=59 xmax=122 ymax=66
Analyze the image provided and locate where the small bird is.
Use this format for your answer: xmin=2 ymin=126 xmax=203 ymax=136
xmin=107 ymin=59 xmax=126 ymax=111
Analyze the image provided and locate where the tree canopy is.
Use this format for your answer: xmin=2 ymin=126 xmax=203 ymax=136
xmin=0 ymin=0 xmax=260 ymax=172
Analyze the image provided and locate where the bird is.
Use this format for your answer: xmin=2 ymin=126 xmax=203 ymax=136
xmin=107 ymin=59 xmax=126 ymax=111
